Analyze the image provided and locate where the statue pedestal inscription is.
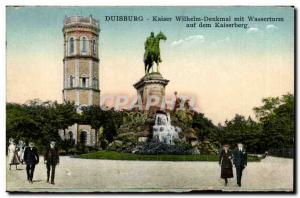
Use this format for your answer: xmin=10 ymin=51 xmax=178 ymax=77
xmin=133 ymin=72 xmax=169 ymax=109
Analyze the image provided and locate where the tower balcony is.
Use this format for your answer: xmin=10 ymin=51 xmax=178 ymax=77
xmin=63 ymin=16 xmax=100 ymax=31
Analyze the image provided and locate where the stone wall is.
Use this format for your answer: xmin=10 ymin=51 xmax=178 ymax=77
xmin=59 ymin=123 xmax=98 ymax=147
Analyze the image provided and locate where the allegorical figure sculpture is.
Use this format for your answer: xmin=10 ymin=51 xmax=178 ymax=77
xmin=144 ymin=31 xmax=167 ymax=74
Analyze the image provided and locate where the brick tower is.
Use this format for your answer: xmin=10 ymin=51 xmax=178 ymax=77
xmin=62 ymin=15 xmax=100 ymax=108
xmin=59 ymin=15 xmax=100 ymax=147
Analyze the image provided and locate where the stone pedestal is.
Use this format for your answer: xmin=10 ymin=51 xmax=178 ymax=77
xmin=133 ymin=72 xmax=169 ymax=110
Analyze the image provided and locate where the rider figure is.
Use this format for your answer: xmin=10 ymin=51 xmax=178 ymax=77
xmin=144 ymin=32 xmax=155 ymax=62
xmin=143 ymin=31 xmax=166 ymax=74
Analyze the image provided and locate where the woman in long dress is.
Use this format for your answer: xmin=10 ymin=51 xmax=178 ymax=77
xmin=8 ymin=138 xmax=20 ymax=170
xmin=219 ymin=144 xmax=234 ymax=186
xmin=17 ymin=140 xmax=26 ymax=164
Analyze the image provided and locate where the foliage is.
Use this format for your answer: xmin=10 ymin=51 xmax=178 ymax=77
xmin=134 ymin=141 xmax=193 ymax=155
xmin=219 ymin=115 xmax=262 ymax=153
xmin=172 ymin=110 xmax=193 ymax=129
xmin=122 ymin=111 xmax=148 ymax=127
xmin=78 ymin=151 xmax=260 ymax=161
xmin=6 ymin=100 xmax=78 ymax=152
xmin=61 ymin=138 xmax=75 ymax=153
xmin=192 ymin=112 xmax=221 ymax=144
xmin=253 ymin=93 xmax=294 ymax=151
xmin=6 ymin=93 xmax=294 ymax=156
xmin=218 ymin=93 xmax=294 ymax=153
xmin=98 ymin=127 xmax=108 ymax=150
xmin=79 ymin=106 xmax=123 ymax=142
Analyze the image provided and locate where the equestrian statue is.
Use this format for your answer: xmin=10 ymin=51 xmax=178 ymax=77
xmin=143 ymin=31 xmax=167 ymax=74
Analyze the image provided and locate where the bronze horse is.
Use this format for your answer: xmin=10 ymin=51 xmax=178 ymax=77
xmin=143 ymin=32 xmax=167 ymax=74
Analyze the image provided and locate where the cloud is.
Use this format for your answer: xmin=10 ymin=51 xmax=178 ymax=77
xmin=171 ymin=39 xmax=184 ymax=46
xmin=246 ymin=27 xmax=259 ymax=34
xmin=266 ymin=24 xmax=278 ymax=30
xmin=171 ymin=35 xmax=205 ymax=46
xmin=216 ymin=37 xmax=230 ymax=44
xmin=211 ymin=37 xmax=230 ymax=47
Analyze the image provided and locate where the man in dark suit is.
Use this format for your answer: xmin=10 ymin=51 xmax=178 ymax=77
xmin=23 ymin=142 xmax=39 ymax=183
xmin=233 ymin=143 xmax=247 ymax=187
xmin=44 ymin=141 xmax=59 ymax=185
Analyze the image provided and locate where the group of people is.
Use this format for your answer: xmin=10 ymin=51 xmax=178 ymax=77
xmin=8 ymin=138 xmax=27 ymax=170
xmin=8 ymin=138 xmax=60 ymax=185
xmin=219 ymin=143 xmax=247 ymax=187
xmin=8 ymin=138 xmax=247 ymax=188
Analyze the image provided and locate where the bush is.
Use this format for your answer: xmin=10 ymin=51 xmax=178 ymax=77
xmin=134 ymin=141 xmax=193 ymax=155
xmin=78 ymin=151 xmax=261 ymax=162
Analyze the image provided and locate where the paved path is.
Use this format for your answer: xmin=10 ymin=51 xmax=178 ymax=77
xmin=6 ymin=156 xmax=294 ymax=192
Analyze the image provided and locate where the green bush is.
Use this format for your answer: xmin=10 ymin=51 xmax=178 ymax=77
xmin=78 ymin=151 xmax=261 ymax=162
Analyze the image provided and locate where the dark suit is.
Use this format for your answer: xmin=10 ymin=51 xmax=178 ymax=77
xmin=44 ymin=147 xmax=59 ymax=183
xmin=233 ymin=148 xmax=247 ymax=186
xmin=23 ymin=147 xmax=39 ymax=181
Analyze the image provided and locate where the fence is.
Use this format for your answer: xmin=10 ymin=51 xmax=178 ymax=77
xmin=268 ymin=147 xmax=294 ymax=158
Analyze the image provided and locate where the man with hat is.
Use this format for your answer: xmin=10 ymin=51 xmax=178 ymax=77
xmin=233 ymin=143 xmax=247 ymax=187
xmin=23 ymin=142 xmax=39 ymax=183
xmin=44 ymin=141 xmax=59 ymax=185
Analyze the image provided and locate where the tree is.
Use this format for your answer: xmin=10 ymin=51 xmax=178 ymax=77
xmin=192 ymin=111 xmax=219 ymax=142
xmin=80 ymin=106 xmax=122 ymax=143
xmin=6 ymin=100 xmax=78 ymax=152
xmin=219 ymin=114 xmax=262 ymax=153
xmin=253 ymin=93 xmax=294 ymax=150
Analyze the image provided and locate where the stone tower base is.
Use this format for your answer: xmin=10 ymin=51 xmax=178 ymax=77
xmin=59 ymin=123 xmax=98 ymax=147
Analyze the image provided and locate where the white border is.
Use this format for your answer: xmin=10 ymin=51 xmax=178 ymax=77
xmin=1 ymin=1 xmax=298 ymax=198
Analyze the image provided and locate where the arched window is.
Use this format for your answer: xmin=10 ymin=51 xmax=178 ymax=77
xmin=80 ymin=75 xmax=89 ymax=88
xmin=92 ymin=39 xmax=97 ymax=56
xmin=69 ymin=37 xmax=75 ymax=55
xmin=69 ymin=75 xmax=74 ymax=87
xmin=80 ymin=131 xmax=88 ymax=146
xmin=68 ymin=131 xmax=73 ymax=140
xmin=80 ymin=36 xmax=88 ymax=54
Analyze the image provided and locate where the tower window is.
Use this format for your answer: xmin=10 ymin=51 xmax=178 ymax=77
xmin=69 ymin=37 xmax=75 ymax=55
xmin=82 ymin=78 xmax=87 ymax=87
xmin=81 ymin=36 xmax=88 ymax=54
xmin=80 ymin=76 xmax=89 ymax=88
xmin=92 ymin=39 xmax=97 ymax=56
xmin=93 ymin=77 xmax=98 ymax=88
xmin=69 ymin=75 xmax=74 ymax=87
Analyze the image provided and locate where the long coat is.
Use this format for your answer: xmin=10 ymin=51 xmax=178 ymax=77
xmin=8 ymin=143 xmax=20 ymax=165
xmin=24 ymin=147 xmax=39 ymax=165
xmin=44 ymin=147 xmax=59 ymax=165
xmin=233 ymin=148 xmax=247 ymax=168
xmin=219 ymin=149 xmax=233 ymax=178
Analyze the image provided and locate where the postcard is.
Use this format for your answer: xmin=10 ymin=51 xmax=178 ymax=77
xmin=6 ymin=6 xmax=295 ymax=192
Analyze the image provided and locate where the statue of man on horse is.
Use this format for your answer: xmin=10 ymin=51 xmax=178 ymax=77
xmin=144 ymin=31 xmax=167 ymax=74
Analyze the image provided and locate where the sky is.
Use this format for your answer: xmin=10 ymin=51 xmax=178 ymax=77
xmin=6 ymin=6 xmax=294 ymax=124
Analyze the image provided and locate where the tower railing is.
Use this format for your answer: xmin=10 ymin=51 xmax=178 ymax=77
xmin=64 ymin=16 xmax=99 ymax=28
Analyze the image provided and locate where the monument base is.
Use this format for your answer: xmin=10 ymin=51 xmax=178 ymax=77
xmin=133 ymin=72 xmax=169 ymax=110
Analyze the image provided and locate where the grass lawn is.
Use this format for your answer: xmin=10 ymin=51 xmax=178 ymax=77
xmin=78 ymin=151 xmax=261 ymax=162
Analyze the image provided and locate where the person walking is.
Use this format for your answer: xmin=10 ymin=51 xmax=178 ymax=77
xmin=8 ymin=138 xmax=20 ymax=170
xmin=44 ymin=141 xmax=59 ymax=185
xmin=233 ymin=143 xmax=247 ymax=187
xmin=17 ymin=140 xmax=26 ymax=164
xmin=219 ymin=144 xmax=234 ymax=186
xmin=24 ymin=142 xmax=39 ymax=183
